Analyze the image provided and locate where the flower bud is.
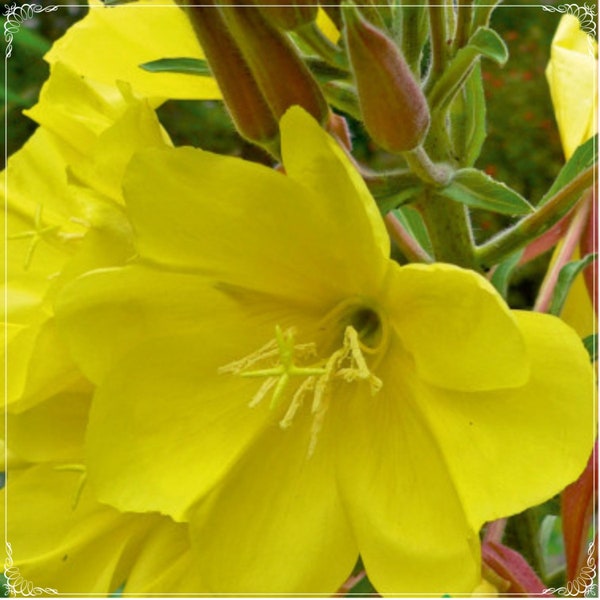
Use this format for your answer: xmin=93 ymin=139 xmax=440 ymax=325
xmin=252 ymin=0 xmax=318 ymax=31
xmin=219 ymin=3 xmax=329 ymax=123
xmin=343 ymin=4 xmax=430 ymax=153
xmin=181 ymin=2 xmax=279 ymax=151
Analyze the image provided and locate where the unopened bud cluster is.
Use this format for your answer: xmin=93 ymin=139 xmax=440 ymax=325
xmin=179 ymin=1 xmax=432 ymax=158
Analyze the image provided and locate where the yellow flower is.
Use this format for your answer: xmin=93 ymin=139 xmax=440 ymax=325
xmin=545 ymin=14 xmax=597 ymax=161
xmin=2 ymin=386 xmax=204 ymax=594
xmin=45 ymin=0 xmax=220 ymax=102
xmin=55 ymin=107 xmax=594 ymax=594
xmin=2 ymin=61 xmax=169 ymax=412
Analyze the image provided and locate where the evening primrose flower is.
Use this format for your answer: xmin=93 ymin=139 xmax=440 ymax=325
xmin=56 ymin=107 xmax=594 ymax=594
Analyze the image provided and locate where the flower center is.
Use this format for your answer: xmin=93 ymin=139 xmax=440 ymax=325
xmin=220 ymin=301 xmax=387 ymax=454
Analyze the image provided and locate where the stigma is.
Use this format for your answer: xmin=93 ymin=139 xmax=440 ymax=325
xmin=220 ymin=314 xmax=385 ymax=455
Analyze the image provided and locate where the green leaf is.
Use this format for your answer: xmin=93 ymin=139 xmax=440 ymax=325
xmin=429 ymin=27 xmax=507 ymax=112
xmin=549 ymin=253 xmax=597 ymax=316
xmin=583 ymin=334 xmax=597 ymax=363
xmin=468 ymin=26 xmax=508 ymax=66
xmin=450 ymin=62 xmax=486 ymax=167
xmin=392 ymin=205 xmax=433 ymax=256
xmin=377 ymin=183 xmax=424 ymax=214
xmin=139 ymin=57 xmax=211 ymax=76
xmin=490 ymin=250 xmax=523 ymax=299
xmin=540 ymin=135 xmax=597 ymax=206
xmin=439 ymin=168 xmax=534 ymax=215
xmin=0 ymin=85 xmax=32 ymax=107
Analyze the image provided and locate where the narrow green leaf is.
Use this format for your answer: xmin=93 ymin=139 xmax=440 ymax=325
xmin=439 ymin=168 xmax=534 ymax=215
xmin=377 ymin=183 xmax=424 ymax=214
xmin=139 ymin=57 xmax=211 ymax=76
xmin=450 ymin=62 xmax=486 ymax=167
xmin=490 ymin=250 xmax=523 ymax=299
xmin=468 ymin=26 xmax=508 ymax=65
xmin=540 ymin=135 xmax=597 ymax=206
xmin=549 ymin=253 xmax=597 ymax=316
xmin=429 ymin=27 xmax=507 ymax=112
xmin=583 ymin=334 xmax=597 ymax=363
xmin=392 ymin=205 xmax=433 ymax=256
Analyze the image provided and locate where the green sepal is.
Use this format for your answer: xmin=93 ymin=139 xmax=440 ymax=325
xmin=439 ymin=169 xmax=534 ymax=215
xmin=539 ymin=135 xmax=597 ymax=206
xmin=139 ymin=57 xmax=211 ymax=76
xmin=490 ymin=250 xmax=523 ymax=299
xmin=583 ymin=334 xmax=597 ymax=363
xmin=549 ymin=253 xmax=597 ymax=316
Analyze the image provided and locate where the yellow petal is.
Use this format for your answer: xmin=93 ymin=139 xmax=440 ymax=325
xmin=85 ymin=330 xmax=290 ymax=520
xmin=45 ymin=0 xmax=221 ymax=102
xmin=123 ymin=145 xmax=386 ymax=305
xmin=24 ymin=62 xmax=131 ymax=155
xmin=3 ymin=465 xmax=156 ymax=594
xmin=123 ymin=518 xmax=207 ymax=593
xmin=414 ymin=310 xmax=594 ymax=527
xmin=334 ymin=338 xmax=480 ymax=595
xmin=280 ymin=106 xmax=390 ymax=271
xmin=7 ymin=386 xmax=91 ymax=463
xmin=384 ymin=262 xmax=529 ymax=391
xmin=546 ymin=15 xmax=597 ymax=159
xmin=189 ymin=401 xmax=357 ymax=594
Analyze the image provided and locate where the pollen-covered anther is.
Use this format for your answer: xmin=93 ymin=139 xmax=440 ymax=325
xmin=220 ymin=323 xmax=383 ymax=454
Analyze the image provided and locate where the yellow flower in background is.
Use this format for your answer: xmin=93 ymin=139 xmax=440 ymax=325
xmin=55 ymin=107 xmax=594 ymax=594
xmin=45 ymin=0 xmax=220 ymax=102
xmin=2 ymin=385 xmax=204 ymax=594
xmin=545 ymin=14 xmax=597 ymax=337
xmin=546 ymin=14 xmax=597 ymax=161
xmin=2 ymin=61 xmax=169 ymax=412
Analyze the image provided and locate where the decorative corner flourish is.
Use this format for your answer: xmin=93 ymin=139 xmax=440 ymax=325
xmin=4 ymin=542 xmax=58 ymax=597
xmin=3 ymin=2 xmax=58 ymax=59
xmin=542 ymin=3 xmax=598 ymax=55
xmin=543 ymin=540 xmax=597 ymax=597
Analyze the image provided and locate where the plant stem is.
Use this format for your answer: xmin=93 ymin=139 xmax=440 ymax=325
xmin=426 ymin=1 xmax=448 ymax=88
xmin=484 ymin=518 xmax=508 ymax=543
xmin=418 ymin=189 xmax=478 ymax=269
xmin=404 ymin=146 xmax=452 ymax=187
xmin=452 ymin=0 xmax=472 ymax=53
xmin=476 ymin=165 xmax=595 ymax=267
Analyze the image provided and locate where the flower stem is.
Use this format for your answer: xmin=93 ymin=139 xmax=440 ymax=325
xmin=418 ymin=189 xmax=478 ymax=269
xmin=477 ymin=165 xmax=595 ymax=267
xmin=404 ymin=146 xmax=452 ymax=187
xmin=426 ymin=1 xmax=449 ymax=88
xmin=452 ymin=0 xmax=472 ymax=53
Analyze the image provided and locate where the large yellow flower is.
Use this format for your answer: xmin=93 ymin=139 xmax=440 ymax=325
xmin=54 ymin=107 xmax=594 ymax=594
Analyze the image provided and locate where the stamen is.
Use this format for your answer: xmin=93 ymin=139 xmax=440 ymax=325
xmin=220 ymin=321 xmax=384 ymax=454
xmin=280 ymin=376 xmax=315 ymax=429
xmin=249 ymin=376 xmax=278 ymax=408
